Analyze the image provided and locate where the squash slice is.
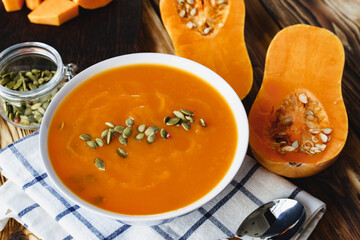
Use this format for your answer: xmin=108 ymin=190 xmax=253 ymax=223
xmin=249 ymin=24 xmax=348 ymax=178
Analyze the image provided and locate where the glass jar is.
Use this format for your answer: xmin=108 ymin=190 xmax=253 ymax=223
xmin=0 ymin=42 xmax=76 ymax=129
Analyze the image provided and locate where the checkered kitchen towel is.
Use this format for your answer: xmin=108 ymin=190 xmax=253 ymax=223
xmin=0 ymin=131 xmax=325 ymax=240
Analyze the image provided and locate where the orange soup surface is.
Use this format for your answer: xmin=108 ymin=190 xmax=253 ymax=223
xmin=48 ymin=64 xmax=237 ymax=215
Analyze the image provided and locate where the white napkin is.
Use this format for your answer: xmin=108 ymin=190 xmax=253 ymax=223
xmin=0 ymin=131 xmax=325 ymax=240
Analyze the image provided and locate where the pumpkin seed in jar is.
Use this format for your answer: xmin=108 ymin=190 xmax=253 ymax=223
xmin=37 ymin=107 xmax=45 ymax=115
xmin=31 ymin=103 xmax=42 ymax=110
xmin=25 ymin=72 xmax=38 ymax=82
xmin=19 ymin=119 xmax=30 ymax=125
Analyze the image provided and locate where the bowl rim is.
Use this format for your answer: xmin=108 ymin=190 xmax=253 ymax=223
xmin=39 ymin=52 xmax=249 ymax=223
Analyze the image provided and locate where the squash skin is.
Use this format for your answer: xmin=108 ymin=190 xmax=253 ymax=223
xmin=159 ymin=0 xmax=253 ymax=100
xmin=249 ymin=24 xmax=348 ymax=178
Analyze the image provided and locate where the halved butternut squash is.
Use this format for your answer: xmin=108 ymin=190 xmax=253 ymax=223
xmin=160 ymin=0 xmax=253 ymax=100
xmin=249 ymin=24 xmax=348 ymax=178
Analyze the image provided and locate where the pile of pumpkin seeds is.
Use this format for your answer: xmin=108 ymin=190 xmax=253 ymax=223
xmin=1 ymin=69 xmax=55 ymax=91
xmin=79 ymin=110 xmax=207 ymax=171
xmin=164 ymin=109 xmax=206 ymax=130
xmin=0 ymin=69 xmax=58 ymax=127
xmin=80 ymin=117 xmax=171 ymax=171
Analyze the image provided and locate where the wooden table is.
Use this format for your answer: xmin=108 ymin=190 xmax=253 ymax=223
xmin=1 ymin=0 xmax=359 ymax=239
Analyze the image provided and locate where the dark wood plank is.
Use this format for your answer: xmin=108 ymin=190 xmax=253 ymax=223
xmin=0 ymin=0 xmax=142 ymax=71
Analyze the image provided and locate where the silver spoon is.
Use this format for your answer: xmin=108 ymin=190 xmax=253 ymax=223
xmin=225 ymin=198 xmax=306 ymax=240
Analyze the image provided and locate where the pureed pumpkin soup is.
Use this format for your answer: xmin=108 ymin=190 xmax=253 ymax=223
xmin=47 ymin=63 xmax=238 ymax=215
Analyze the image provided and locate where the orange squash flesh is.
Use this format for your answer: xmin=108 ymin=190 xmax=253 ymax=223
xmin=25 ymin=0 xmax=42 ymax=10
xmin=160 ymin=0 xmax=253 ymax=100
xmin=73 ymin=0 xmax=112 ymax=9
xmin=2 ymin=0 xmax=24 ymax=12
xmin=28 ymin=0 xmax=79 ymax=26
xmin=249 ymin=24 xmax=348 ymax=178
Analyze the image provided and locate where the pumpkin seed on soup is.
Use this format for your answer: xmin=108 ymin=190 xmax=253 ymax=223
xmin=105 ymin=122 xmax=115 ymax=128
xmin=125 ymin=117 xmax=134 ymax=127
xmin=79 ymin=134 xmax=91 ymax=141
xmin=200 ymin=119 xmax=207 ymax=127
xmin=182 ymin=122 xmax=191 ymax=131
xmin=145 ymin=126 xmax=159 ymax=136
xmin=117 ymin=148 xmax=127 ymax=158
xmin=95 ymin=138 xmax=104 ymax=147
xmin=147 ymin=134 xmax=156 ymax=144
xmin=163 ymin=116 xmax=170 ymax=124
xmin=114 ymin=126 xmax=125 ymax=133
xmin=101 ymin=129 xmax=109 ymax=139
xmin=160 ymin=128 xmax=169 ymax=139
xmin=106 ymin=129 xmax=112 ymax=144
xmin=173 ymin=110 xmax=185 ymax=120
xmin=137 ymin=124 xmax=146 ymax=133
xmin=119 ymin=135 xmax=128 ymax=146
xmin=122 ymin=127 xmax=132 ymax=138
xmin=86 ymin=141 xmax=97 ymax=149
xmin=94 ymin=158 xmax=105 ymax=171
xmin=166 ymin=117 xmax=180 ymax=126
xmin=135 ymin=133 xmax=145 ymax=141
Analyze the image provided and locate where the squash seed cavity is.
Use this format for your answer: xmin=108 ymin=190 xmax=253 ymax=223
xmin=269 ymin=92 xmax=332 ymax=156
xmin=176 ymin=0 xmax=229 ymax=36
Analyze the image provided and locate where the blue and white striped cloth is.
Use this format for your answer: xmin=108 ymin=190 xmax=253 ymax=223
xmin=0 ymin=131 xmax=325 ymax=240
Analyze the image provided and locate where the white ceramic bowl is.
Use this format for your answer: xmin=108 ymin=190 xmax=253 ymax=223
xmin=39 ymin=53 xmax=249 ymax=226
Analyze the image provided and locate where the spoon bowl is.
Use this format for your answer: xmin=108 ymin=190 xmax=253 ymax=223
xmin=236 ymin=198 xmax=306 ymax=239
